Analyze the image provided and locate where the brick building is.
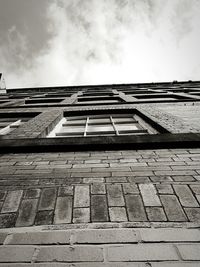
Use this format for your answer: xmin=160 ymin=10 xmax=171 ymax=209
xmin=0 ymin=76 xmax=200 ymax=265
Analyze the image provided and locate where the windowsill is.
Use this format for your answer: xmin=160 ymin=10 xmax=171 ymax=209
xmin=0 ymin=133 xmax=200 ymax=153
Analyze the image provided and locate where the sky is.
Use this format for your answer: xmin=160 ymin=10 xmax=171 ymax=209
xmin=0 ymin=0 xmax=200 ymax=89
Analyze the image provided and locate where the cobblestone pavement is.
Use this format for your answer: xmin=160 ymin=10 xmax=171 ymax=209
xmin=0 ymin=227 xmax=200 ymax=265
xmin=0 ymin=148 xmax=200 ymax=228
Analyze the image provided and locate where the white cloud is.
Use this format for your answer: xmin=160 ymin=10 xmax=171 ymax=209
xmin=1 ymin=0 xmax=200 ymax=88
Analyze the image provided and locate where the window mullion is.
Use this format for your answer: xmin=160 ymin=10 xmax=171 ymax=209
xmin=110 ymin=116 xmax=119 ymax=136
xmin=84 ymin=117 xmax=89 ymax=136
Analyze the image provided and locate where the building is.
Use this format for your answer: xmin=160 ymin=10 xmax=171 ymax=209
xmin=0 ymin=76 xmax=200 ymax=265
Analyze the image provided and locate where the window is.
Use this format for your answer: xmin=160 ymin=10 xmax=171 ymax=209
xmin=0 ymin=117 xmax=29 ymax=135
xmin=48 ymin=114 xmax=152 ymax=137
xmin=25 ymin=98 xmax=64 ymax=104
xmin=76 ymin=96 xmax=123 ymax=105
xmin=0 ymin=114 xmax=37 ymax=135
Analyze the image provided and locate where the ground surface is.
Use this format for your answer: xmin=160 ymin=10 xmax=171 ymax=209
xmin=0 ymin=148 xmax=200 ymax=265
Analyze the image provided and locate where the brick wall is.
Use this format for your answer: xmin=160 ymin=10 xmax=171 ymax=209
xmin=0 ymin=148 xmax=200 ymax=228
xmin=1 ymin=102 xmax=200 ymax=140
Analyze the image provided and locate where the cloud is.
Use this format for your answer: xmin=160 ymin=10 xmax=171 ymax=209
xmin=0 ymin=0 xmax=200 ymax=88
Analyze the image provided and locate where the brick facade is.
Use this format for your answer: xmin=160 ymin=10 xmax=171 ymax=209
xmin=0 ymin=80 xmax=200 ymax=265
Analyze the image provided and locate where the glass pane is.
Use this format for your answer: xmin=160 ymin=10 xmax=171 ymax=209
xmin=86 ymin=133 xmax=115 ymax=136
xmin=63 ymin=120 xmax=86 ymax=126
xmin=66 ymin=116 xmax=87 ymax=121
xmin=60 ymin=126 xmax=85 ymax=133
xmin=88 ymin=118 xmax=111 ymax=124
xmin=87 ymin=125 xmax=114 ymax=132
xmin=113 ymin=118 xmax=135 ymax=123
xmin=112 ymin=114 xmax=133 ymax=118
xmin=115 ymin=124 xmax=139 ymax=131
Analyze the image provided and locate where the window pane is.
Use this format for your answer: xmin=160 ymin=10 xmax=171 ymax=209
xmin=88 ymin=118 xmax=111 ymax=124
xmin=87 ymin=125 xmax=114 ymax=132
xmin=113 ymin=118 xmax=135 ymax=123
xmin=86 ymin=133 xmax=115 ymax=136
xmin=67 ymin=116 xmax=87 ymax=121
xmin=63 ymin=120 xmax=86 ymax=126
xmin=115 ymin=124 xmax=139 ymax=131
xmin=60 ymin=126 xmax=85 ymax=133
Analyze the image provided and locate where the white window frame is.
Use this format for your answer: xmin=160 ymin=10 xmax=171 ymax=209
xmin=47 ymin=114 xmax=154 ymax=138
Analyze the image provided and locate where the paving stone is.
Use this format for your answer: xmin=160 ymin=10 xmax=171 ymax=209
xmin=146 ymin=207 xmax=167 ymax=221
xmin=0 ymin=190 xmax=6 ymax=201
xmin=109 ymin=207 xmax=128 ymax=222
xmin=173 ymin=185 xmax=199 ymax=207
xmin=140 ymin=228 xmax=200 ymax=242
xmin=64 ymin=178 xmax=83 ymax=184
xmin=106 ymin=177 xmax=127 ymax=183
xmin=0 ymin=213 xmax=17 ymax=228
xmin=119 ymin=159 xmax=137 ymax=163
xmin=70 ymin=168 xmax=92 ymax=173
xmin=172 ymin=175 xmax=195 ymax=181
xmin=73 ymin=163 xmax=109 ymax=168
xmin=150 ymin=176 xmax=173 ymax=182
xmin=54 ymin=196 xmax=72 ymax=224
xmin=1 ymin=190 xmax=23 ymax=213
xmin=7 ymin=231 xmax=71 ymax=245
xmin=160 ymin=195 xmax=187 ymax=221
xmin=16 ymin=199 xmax=38 ymax=227
xmin=71 ymin=172 xmax=110 ymax=178
xmin=156 ymin=184 xmax=173 ymax=194
xmin=185 ymin=208 xmax=200 ymax=222
xmin=37 ymin=246 xmax=103 ymax=262
xmin=128 ymin=176 xmax=151 ymax=183
xmin=84 ymin=178 xmax=105 ymax=183
xmin=75 ymin=229 xmax=138 ymax=243
xmin=190 ymin=185 xmax=200 ymax=194
xmin=107 ymin=184 xmax=125 ymax=206
xmin=35 ymin=210 xmax=54 ymax=225
xmin=107 ymin=244 xmax=179 ymax=261
xmin=177 ymin=244 xmax=200 ymax=260
xmin=73 ymin=208 xmax=90 ymax=223
xmin=91 ymin=195 xmax=109 ymax=222
xmin=74 ymin=186 xmax=90 ymax=207
xmin=125 ymin=195 xmax=147 ymax=221
xmin=139 ymin=184 xmax=161 ymax=206
xmin=0 ymin=246 xmax=35 ymax=262
xmin=123 ymin=184 xmax=139 ymax=194
xmin=91 ymin=184 xmax=106 ymax=194
xmin=122 ymin=171 xmax=154 ymax=177
xmin=155 ymin=170 xmax=197 ymax=176
xmin=24 ymin=189 xmax=41 ymax=199
xmin=38 ymin=188 xmax=57 ymax=211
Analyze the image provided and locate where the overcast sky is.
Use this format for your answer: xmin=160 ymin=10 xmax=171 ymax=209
xmin=0 ymin=0 xmax=200 ymax=89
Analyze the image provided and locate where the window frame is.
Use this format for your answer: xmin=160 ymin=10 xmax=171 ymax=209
xmin=47 ymin=108 xmax=167 ymax=138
